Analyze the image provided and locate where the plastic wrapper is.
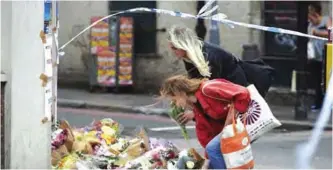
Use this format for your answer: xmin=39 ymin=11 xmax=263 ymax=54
xmin=124 ymin=146 xmax=179 ymax=169
xmin=52 ymin=145 xmax=69 ymax=166
xmin=51 ymin=128 xmax=72 ymax=166
xmin=58 ymin=120 xmax=75 ymax=151
xmin=52 ymin=129 xmax=68 ymax=150
xmin=56 ymin=153 xmax=79 ymax=169
xmin=108 ymin=138 xmax=130 ymax=154
xmin=175 ymin=148 xmax=205 ymax=169
xmin=149 ymin=138 xmax=179 ymax=152
xmin=76 ymin=160 xmax=101 ymax=170
xmin=93 ymin=118 xmax=124 ymax=136
xmin=72 ymin=141 xmax=94 ymax=154
xmin=78 ymin=153 xmax=117 ymax=170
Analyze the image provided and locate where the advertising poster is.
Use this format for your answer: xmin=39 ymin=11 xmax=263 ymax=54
xmin=90 ymin=17 xmax=118 ymax=86
xmin=44 ymin=0 xmax=52 ymax=33
xmin=118 ymin=17 xmax=133 ymax=85
xmin=96 ymin=50 xmax=117 ymax=85
xmin=90 ymin=17 xmax=109 ymax=54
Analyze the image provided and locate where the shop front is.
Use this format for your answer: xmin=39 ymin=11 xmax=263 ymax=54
xmin=261 ymin=1 xmax=307 ymax=88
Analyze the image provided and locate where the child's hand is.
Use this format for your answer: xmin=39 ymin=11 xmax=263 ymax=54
xmin=176 ymin=111 xmax=195 ymax=125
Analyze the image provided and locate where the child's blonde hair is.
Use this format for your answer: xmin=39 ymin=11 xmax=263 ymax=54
xmin=167 ymin=25 xmax=211 ymax=77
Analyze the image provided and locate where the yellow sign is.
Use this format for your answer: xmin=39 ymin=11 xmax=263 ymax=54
xmin=326 ymin=43 xmax=332 ymax=91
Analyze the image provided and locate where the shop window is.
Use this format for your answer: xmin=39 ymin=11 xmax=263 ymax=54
xmin=263 ymin=1 xmax=298 ymax=57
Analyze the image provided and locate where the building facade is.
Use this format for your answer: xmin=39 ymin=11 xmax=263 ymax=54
xmin=57 ymin=1 xmax=332 ymax=92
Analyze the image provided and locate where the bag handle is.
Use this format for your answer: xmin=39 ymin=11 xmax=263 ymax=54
xmin=224 ymin=103 xmax=237 ymax=135
xmin=224 ymin=103 xmax=247 ymax=135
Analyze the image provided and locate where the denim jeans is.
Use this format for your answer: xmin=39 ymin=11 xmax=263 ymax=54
xmin=206 ymin=133 xmax=227 ymax=169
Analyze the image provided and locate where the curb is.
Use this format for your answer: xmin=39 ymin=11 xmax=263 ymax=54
xmin=58 ymin=98 xmax=332 ymax=130
xmin=57 ymin=98 xmax=170 ymax=116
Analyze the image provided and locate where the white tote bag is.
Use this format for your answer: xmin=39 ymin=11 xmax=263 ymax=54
xmin=238 ymin=85 xmax=282 ymax=142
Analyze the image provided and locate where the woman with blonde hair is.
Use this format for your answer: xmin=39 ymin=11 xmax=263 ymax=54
xmin=167 ymin=25 xmax=274 ymax=125
xmin=160 ymin=75 xmax=251 ymax=169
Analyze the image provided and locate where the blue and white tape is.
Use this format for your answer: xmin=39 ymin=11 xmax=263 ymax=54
xmin=58 ymin=6 xmax=328 ymax=54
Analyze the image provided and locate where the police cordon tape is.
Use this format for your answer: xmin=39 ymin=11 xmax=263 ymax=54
xmin=58 ymin=7 xmax=328 ymax=55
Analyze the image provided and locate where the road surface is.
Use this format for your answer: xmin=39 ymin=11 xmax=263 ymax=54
xmin=58 ymin=107 xmax=332 ymax=169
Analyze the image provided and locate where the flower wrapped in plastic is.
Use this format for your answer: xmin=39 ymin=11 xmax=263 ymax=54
xmin=56 ymin=153 xmax=80 ymax=169
xmin=93 ymin=118 xmax=124 ymax=135
xmin=77 ymin=152 xmax=118 ymax=170
xmin=169 ymin=102 xmax=189 ymax=140
xmin=78 ymin=118 xmax=124 ymax=146
xmin=175 ymin=148 xmax=205 ymax=169
xmin=51 ymin=128 xmax=72 ymax=166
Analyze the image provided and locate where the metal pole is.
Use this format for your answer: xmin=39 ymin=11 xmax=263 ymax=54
xmin=51 ymin=0 xmax=58 ymax=125
xmin=294 ymin=2 xmax=308 ymax=120
xmin=208 ymin=0 xmax=220 ymax=45
xmin=195 ymin=0 xmax=207 ymax=40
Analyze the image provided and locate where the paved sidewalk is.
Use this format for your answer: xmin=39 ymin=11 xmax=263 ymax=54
xmin=58 ymin=88 xmax=332 ymax=129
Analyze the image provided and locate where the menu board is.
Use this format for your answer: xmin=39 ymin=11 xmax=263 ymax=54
xmin=118 ymin=17 xmax=133 ymax=85
xmin=91 ymin=17 xmax=109 ymax=55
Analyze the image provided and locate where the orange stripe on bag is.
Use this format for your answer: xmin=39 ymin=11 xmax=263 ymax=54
xmin=220 ymin=104 xmax=255 ymax=170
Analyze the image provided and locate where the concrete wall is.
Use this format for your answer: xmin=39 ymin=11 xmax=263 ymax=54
xmin=211 ymin=1 xmax=255 ymax=57
xmin=135 ymin=1 xmax=198 ymax=92
xmin=1 ymin=1 xmax=13 ymax=168
xmin=58 ymin=1 xmax=108 ymax=84
xmin=1 ymin=1 xmax=12 ymax=74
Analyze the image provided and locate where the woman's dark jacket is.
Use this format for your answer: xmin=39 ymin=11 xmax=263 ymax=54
xmin=184 ymin=42 xmax=275 ymax=97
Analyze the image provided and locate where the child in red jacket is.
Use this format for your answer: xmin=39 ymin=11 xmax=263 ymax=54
xmin=160 ymin=75 xmax=251 ymax=169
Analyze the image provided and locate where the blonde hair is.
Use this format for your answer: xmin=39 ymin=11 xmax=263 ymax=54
xmin=167 ymin=25 xmax=211 ymax=77
xmin=160 ymin=75 xmax=208 ymax=98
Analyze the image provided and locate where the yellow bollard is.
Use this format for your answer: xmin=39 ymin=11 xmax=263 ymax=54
xmin=324 ymin=27 xmax=332 ymax=114
xmin=326 ymin=43 xmax=332 ymax=91
xmin=324 ymin=27 xmax=332 ymax=92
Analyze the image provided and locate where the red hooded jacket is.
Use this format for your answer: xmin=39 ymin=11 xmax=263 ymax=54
xmin=193 ymin=79 xmax=251 ymax=148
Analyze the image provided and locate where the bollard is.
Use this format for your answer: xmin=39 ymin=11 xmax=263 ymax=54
xmin=1 ymin=72 xmax=7 ymax=169
xmin=324 ymin=27 xmax=332 ymax=93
